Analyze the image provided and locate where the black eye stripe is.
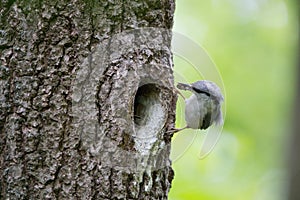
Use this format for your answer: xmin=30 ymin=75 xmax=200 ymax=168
xmin=192 ymin=87 xmax=211 ymax=96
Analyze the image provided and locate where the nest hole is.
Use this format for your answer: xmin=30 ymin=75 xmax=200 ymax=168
xmin=133 ymin=83 xmax=166 ymax=135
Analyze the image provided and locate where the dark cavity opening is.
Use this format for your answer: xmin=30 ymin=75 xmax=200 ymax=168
xmin=134 ymin=84 xmax=160 ymax=127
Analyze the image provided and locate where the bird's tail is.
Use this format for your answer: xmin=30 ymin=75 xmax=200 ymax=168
xmin=177 ymin=83 xmax=193 ymax=91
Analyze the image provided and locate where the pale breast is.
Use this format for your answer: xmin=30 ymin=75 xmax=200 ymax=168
xmin=184 ymin=94 xmax=211 ymax=129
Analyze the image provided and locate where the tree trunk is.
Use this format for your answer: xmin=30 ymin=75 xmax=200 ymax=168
xmin=0 ymin=1 xmax=176 ymax=199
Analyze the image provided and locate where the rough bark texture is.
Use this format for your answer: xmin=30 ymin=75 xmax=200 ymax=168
xmin=0 ymin=0 xmax=176 ymax=199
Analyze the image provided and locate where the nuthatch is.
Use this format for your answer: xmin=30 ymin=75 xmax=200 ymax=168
xmin=171 ymin=80 xmax=224 ymax=133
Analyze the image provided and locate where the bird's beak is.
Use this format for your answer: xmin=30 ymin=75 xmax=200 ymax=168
xmin=177 ymin=83 xmax=193 ymax=91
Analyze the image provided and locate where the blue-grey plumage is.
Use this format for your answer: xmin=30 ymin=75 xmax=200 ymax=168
xmin=177 ymin=80 xmax=224 ymax=130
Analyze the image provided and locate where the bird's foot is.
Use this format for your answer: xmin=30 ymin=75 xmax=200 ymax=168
xmin=166 ymin=126 xmax=188 ymax=134
xmin=174 ymin=89 xmax=186 ymax=100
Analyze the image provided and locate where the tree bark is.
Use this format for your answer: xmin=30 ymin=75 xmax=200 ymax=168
xmin=0 ymin=0 xmax=176 ymax=199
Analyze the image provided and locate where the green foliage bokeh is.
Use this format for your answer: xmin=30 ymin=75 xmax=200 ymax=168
xmin=169 ymin=0 xmax=298 ymax=200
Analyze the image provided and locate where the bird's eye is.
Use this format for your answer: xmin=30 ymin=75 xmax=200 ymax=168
xmin=192 ymin=87 xmax=211 ymax=96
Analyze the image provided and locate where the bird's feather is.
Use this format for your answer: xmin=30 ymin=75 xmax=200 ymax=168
xmin=201 ymin=111 xmax=212 ymax=129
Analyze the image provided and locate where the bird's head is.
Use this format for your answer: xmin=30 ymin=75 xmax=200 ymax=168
xmin=177 ymin=80 xmax=224 ymax=102
xmin=191 ymin=80 xmax=224 ymax=102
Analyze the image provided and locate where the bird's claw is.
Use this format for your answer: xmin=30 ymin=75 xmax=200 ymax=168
xmin=166 ymin=126 xmax=188 ymax=134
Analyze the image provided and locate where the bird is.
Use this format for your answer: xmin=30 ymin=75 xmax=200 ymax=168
xmin=170 ymin=80 xmax=224 ymax=133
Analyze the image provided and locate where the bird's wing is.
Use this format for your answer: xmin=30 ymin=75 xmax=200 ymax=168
xmin=199 ymin=125 xmax=223 ymax=159
xmin=200 ymin=111 xmax=212 ymax=129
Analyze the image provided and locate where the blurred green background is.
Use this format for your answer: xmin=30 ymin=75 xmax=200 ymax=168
xmin=169 ymin=0 xmax=298 ymax=200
